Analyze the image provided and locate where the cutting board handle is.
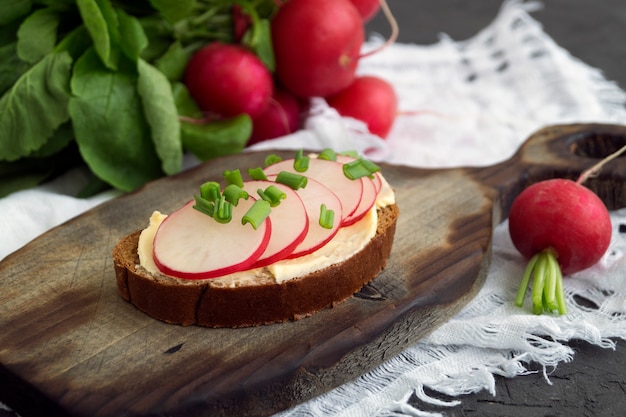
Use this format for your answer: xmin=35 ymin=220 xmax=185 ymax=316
xmin=471 ymin=123 xmax=626 ymax=220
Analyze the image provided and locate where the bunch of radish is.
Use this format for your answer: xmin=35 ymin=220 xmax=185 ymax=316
xmin=183 ymin=0 xmax=399 ymax=145
xmin=152 ymin=150 xmax=383 ymax=279
xmin=509 ymin=146 xmax=626 ymax=315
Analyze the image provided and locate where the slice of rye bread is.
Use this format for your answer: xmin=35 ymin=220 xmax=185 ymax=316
xmin=113 ymin=203 xmax=399 ymax=328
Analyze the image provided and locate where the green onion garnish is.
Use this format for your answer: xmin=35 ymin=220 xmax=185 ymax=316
xmin=248 ymin=166 xmax=267 ymax=180
xmin=294 ymin=149 xmax=309 ymax=172
xmin=223 ymin=169 xmax=244 ymax=188
xmin=223 ymin=184 xmax=249 ymax=206
xmin=213 ymin=195 xmax=233 ymax=224
xmin=360 ymin=158 xmax=381 ymax=174
xmin=342 ymin=158 xmax=381 ymax=180
xmin=319 ymin=204 xmax=335 ymax=229
xmin=276 ymin=171 xmax=308 ymax=190
xmin=242 ymin=200 xmax=271 ymax=230
xmin=264 ymin=154 xmax=282 ymax=167
xmin=199 ymin=181 xmax=220 ymax=202
xmin=339 ymin=150 xmax=360 ymax=159
xmin=318 ymin=148 xmax=337 ymax=161
xmin=193 ymin=194 xmax=215 ymax=217
xmin=257 ymin=185 xmax=286 ymax=207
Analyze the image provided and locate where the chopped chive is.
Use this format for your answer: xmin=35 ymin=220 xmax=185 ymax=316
xmin=361 ymin=158 xmax=381 ymax=174
xmin=264 ymin=154 xmax=282 ymax=167
xmin=339 ymin=150 xmax=359 ymax=158
xmin=342 ymin=158 xmax=381 ymax=180
xmin=257 ymin=185 xmax=286 ymax=207
xmin=223 ymin=169 xmax=244 ymax=188
xmin=199 ymin=181 xmax=220 ymax=202
xmin=318 ymin=148 xmax=337 ymax=161
xmin=276 ymin=171 xmax=308 ymax=190
xmin=193 ymin=194 xmax=215 ymax=217
xmin=294 ymin=149 xmax=309 ymax=172
xmin=343 ymin=160 xmax=370 ymax=180
xmin=213 ymin=196 xmax=233 ymax=223
xmin=319 ymin=204 xmax=335 ymax=229
xmin=248 ymin=166 xmax=267 ymax=180
xmin=242 ymin=200 xmax=271 ymax=230
xmin=223 ymin=184 xmax=249 ymax=206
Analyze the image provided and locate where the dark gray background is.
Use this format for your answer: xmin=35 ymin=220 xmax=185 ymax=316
xmin=368 ymin=0 xmax=626 ymax=90
xmin=366 ymin=1 xmax=626 ymax=416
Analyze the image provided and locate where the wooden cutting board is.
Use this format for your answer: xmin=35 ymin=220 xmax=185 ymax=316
xmin=1 ymin=123 xmax=626 ymax=417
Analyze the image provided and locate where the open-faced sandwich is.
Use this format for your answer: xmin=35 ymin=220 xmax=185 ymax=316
xmin=113 ymin=149 xmax=399 ymax=327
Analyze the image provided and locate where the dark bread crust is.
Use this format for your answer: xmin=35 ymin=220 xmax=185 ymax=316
xmin=113 ymin=204 xmax=398 ymax=328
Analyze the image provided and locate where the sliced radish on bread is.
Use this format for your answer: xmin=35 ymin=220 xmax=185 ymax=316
xmin=153 ymin=199 xmax=271 ymax=279
xmin=372 ymin=172 xmax=382 ymax=194
xmin=241 ymin=180 xmax=309 ymax=267
xmin=149 ymin=150 xmax=384 ymax=280
xmin=266 ymin=175 xmax=343 ymax=259
xmin=342 ymin=176 xmax=377 ymax=226
xmin=263 ymin=157 xmax=363 ymax=223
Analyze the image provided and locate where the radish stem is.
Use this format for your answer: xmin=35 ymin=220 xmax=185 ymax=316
xmin=544 ymin=254 xmax=559 ymax=311
xmin=531 ymin=254 xmax=547 ymax=314
xmin=358 ymin=0 xmax=399 ymax=60
xmin=516 ymin=250 xmax=566 ymax=315
xmin=576 ymin=143 xmax=626 ymax=185
xmin=555 ymin=266 xmax=567 ymax=314
xmin=515 ymin=253 xmax=539 ymax=307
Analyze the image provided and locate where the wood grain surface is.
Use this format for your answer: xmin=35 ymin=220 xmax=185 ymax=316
xmin=1 ymin=123 xmax=625 ymax=417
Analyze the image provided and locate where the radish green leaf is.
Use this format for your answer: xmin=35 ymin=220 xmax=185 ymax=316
xmin=69 ymin=48 xmax=163 ymax=191
xmin=76 ymin=0 xmax=117 ymax=69
xmin=137 ymin=58 xmax=182 ymax=175
xmin=148 ymin=0 xmax=196 ymax=24
xmin=0 ymin=51 xmax=72 ymax=161
xmin=0 ymin=0 xmax=31 ymax=25
xmin=16 ymin=7 xmax=59 ymax=63
xmin=117 ymin=9 xmax=148 ymax=61
xmin=0 ymin=42 xmax=29 ymax=96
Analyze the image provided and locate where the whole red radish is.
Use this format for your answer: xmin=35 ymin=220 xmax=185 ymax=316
xmin=232 ymin=5 xmax=251 ymax=43
xmin=348 ymin=0 xmax=381 ymax=22
xmin=326 ymin=75 xmax=398 ymax=138
xmin=248 ymin=88 xmax=302 ymax=146
xmin=508 ymin=178 xmax=612 ymax=315
xmin=271 ymin=0 xmax=364 ymax=98
xmin=184 ymin=42 xmax=273 ymax=118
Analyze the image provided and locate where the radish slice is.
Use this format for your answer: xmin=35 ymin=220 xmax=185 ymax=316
xmin=264 ymin=157 xmax=363 ymax=221
xmin=153 ymin=199 xmax=271 ymax=279
xmin=342 ymin=176 xmax=377 ymax=226
xmin=241 ymin=180 xmax=309 ymax=267
xmin=372 ymin=172 xmax=382 ymax=194
xmin=267 ymin=175 xmax=343 ymax=258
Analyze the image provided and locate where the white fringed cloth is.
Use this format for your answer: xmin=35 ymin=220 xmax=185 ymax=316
xmin=2 ymin=1 xmax=626 ymax=416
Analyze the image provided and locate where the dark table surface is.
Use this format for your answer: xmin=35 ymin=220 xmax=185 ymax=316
xmin=366 ymin=1 xmax=626 ymax=416
xmin=1 ymin=1 xmax=625 ymax=417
